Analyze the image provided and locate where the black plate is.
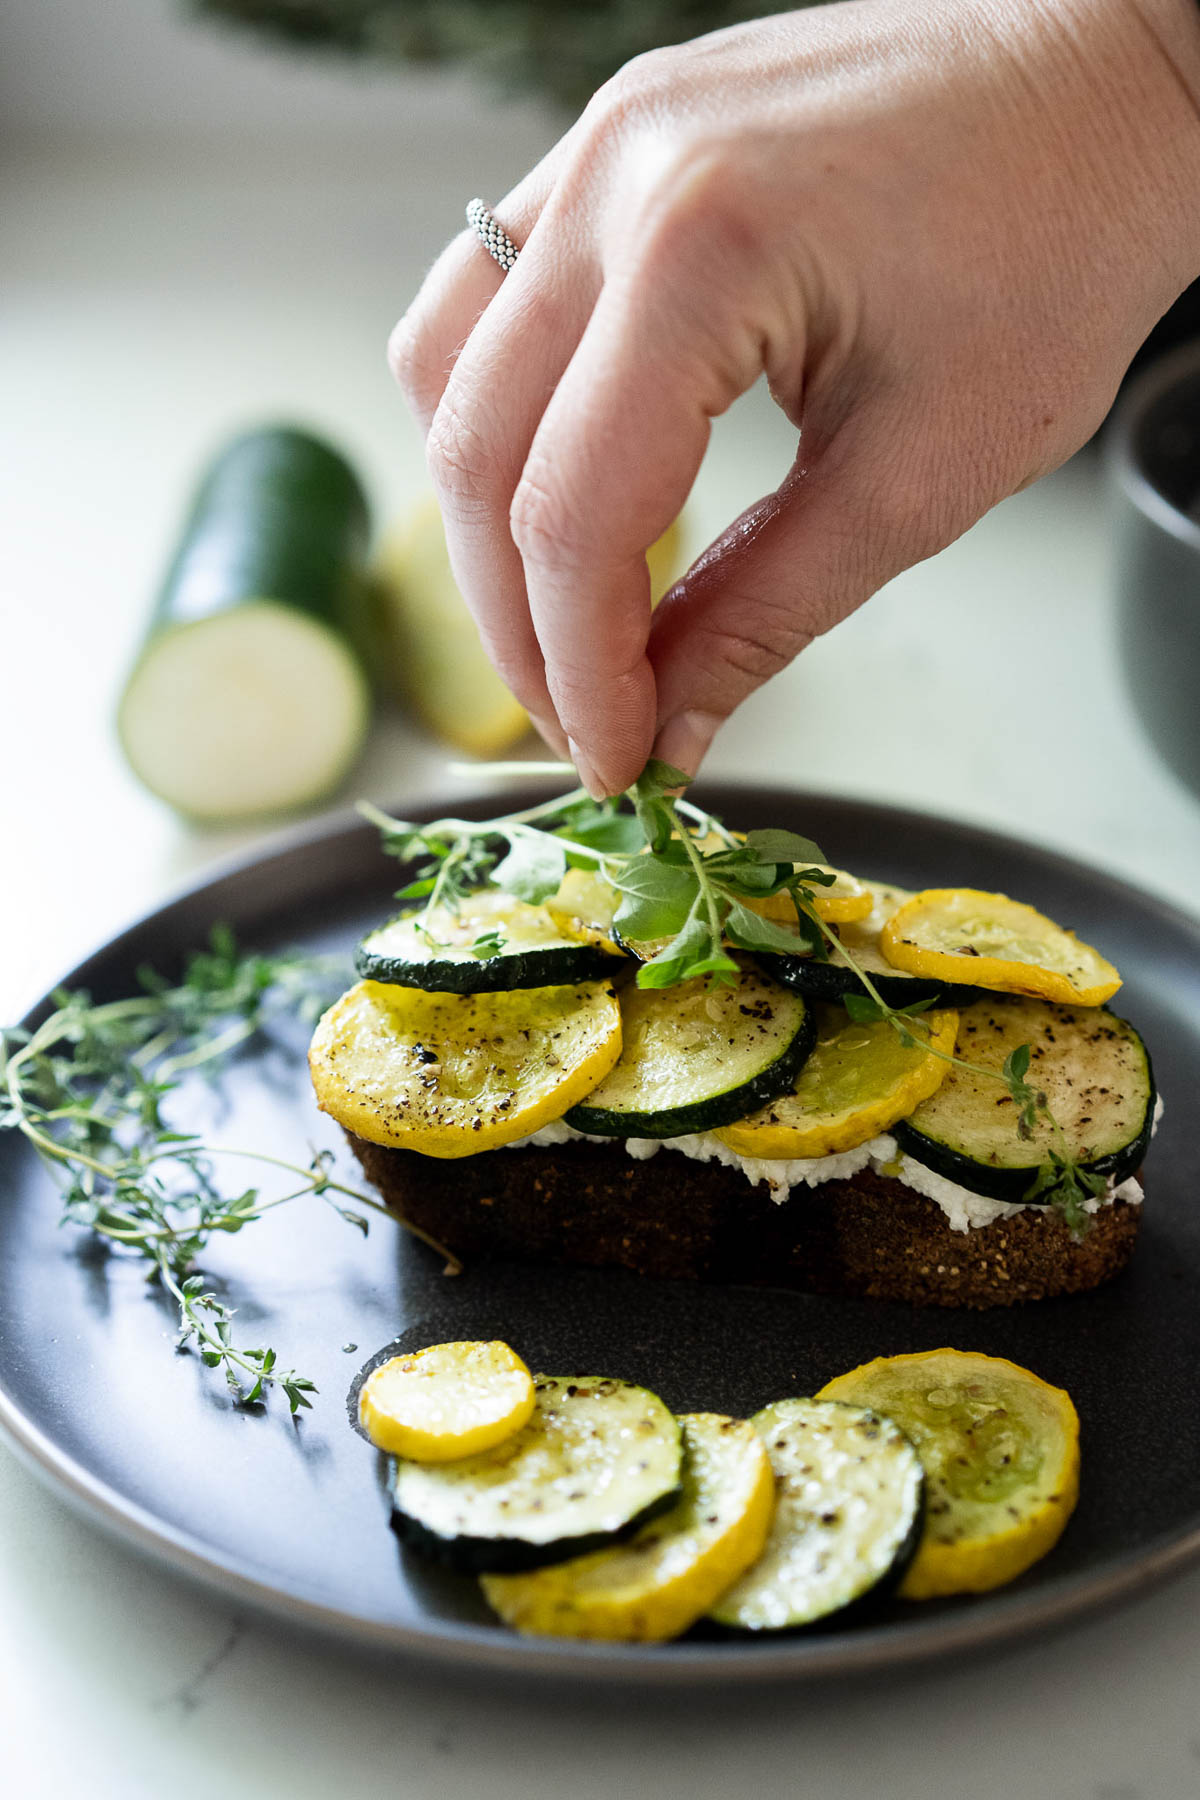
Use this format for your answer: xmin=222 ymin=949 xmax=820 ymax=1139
xmin=2 ymin=786 xmax=1199 ymax=1687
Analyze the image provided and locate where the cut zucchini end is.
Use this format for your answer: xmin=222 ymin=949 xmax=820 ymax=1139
xmin=117 ymin=600 xmax=370 ymax=821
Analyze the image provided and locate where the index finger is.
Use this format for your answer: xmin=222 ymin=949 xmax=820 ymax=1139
xmin=510 ymin=269 xmax=761 ymax=795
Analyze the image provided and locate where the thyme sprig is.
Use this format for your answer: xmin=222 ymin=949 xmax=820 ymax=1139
xmin=365 ymin=763 xmax=1109 ymax=1232
xmin=0 ymin=928 xmax=459 ymax=1411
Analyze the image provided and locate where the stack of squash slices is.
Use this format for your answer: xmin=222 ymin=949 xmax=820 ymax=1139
xmin=309 ymin=850 xmax=1156 ymax=1312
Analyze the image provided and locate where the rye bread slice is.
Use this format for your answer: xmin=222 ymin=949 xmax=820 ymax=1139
xmin=346 ymin=1132 xmax=1140 ymax=1309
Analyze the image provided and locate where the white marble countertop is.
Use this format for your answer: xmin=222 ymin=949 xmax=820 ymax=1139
xmin=4 ymin=24 xmax=1200 ymax=1795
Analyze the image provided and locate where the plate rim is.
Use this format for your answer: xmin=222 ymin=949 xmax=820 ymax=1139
xmin=5 ymin=782 xmax=1200 ymax=1686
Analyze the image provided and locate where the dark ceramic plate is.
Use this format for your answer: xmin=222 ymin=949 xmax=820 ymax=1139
xmin=2 ymin=786 xmax=1199 ymax=1687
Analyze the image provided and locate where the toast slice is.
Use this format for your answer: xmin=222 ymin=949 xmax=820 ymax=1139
xmin=346 ymin=1131 xmax=1140 ymax=1309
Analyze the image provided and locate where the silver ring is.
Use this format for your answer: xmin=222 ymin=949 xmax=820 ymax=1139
xmin=466 ymin=198 xmax=520 ymax=272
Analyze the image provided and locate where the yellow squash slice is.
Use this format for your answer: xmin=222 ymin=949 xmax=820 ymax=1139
xmin=308 ymin=978 xmax=621 ymax=1156
xmin=372 ymin=497 xmax=530 ymax=757
xmin=692 ymin=834 xmax=871 ymax=927
xmin=746 ymin=864 xmax=873 ymax=928
xmin=480 ymin=1412 xmax=774 ymax=1641
xmin=826 ymin=880 xmax=917 ymax=981
xmin=715 ymin=1004 xmax=959 ymax=1159
xmin=816 ymin=1348 xmax=1080 ymax=1598
xmin=545 ymin=868 xmax=624 ymax=957
xmin=360 ymin=1341 xmax=535 ymax=1461
xmin=880 ymin=888 xmax=1121 ymax=1006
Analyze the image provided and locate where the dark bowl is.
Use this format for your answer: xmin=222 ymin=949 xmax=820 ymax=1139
xmin=1105 ymin=342 xmax=1200 ymax=800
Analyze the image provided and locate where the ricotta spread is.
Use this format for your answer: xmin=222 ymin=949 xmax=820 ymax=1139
xmin=508 ymin=1109 xmax=1154 ymax=1234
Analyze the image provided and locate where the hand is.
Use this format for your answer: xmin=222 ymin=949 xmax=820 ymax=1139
xmin=390 ymin=0 xmax=1200 ymax=796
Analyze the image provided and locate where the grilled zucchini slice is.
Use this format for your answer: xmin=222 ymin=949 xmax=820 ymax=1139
xmin=881 ymin=888 xmax=1122 ymax=1006
xmin=388 ymin=1374 xmax=683 ymax=1572
xmin=817 ymin=1350 xmax=1080 ymax=1597
xmin=894 ymin=997 xmax=1154 ymax=1201
xmin=715 ymin=1003 xmax=959 ymax=1159
xmin=761 ymin=880 xmax=981 ymax=1006
xmin=708 ymin=1398 xmax=924 ymax=1631
xmin=356 ymin=889 xmax=622 ymax=991
xmin=564 ymin=968 xmax=815 ymax=1138
xmin=308 ymin=978 xmax=622 ymax=1156
xmin=480 ymin=1412 xmax=774 ymax=1640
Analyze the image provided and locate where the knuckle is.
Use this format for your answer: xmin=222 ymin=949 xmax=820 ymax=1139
xmin=860 ymin=459 xmax=963 ymax=570
xmin=509 ymin=469 xmax=585 ymax=567
xmin=583 ymin=45 xmax=678 ymax=137
xmin=387 ymin=315 xmax=445 ymax=420
xmin=425 ymin=397 xmax=501 ymax=514
xmin=694 ymin=600 xmax=802 ymax=690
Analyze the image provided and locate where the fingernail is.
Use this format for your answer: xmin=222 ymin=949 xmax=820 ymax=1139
xmin=567 ymin=737 xmax=607 ymax=800
xmin=653 ymin=710 xmax=721 ymax=779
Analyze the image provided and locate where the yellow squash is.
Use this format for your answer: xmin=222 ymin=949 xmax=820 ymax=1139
xmin=716 ymin=1004 xmax=959 ymax=1159
xmin=880 ymin=888 xmax=1121 ymax=1006
xmin=308 ymin=978 xmax=621 ymax=1156
xmin=745 ymin=865 xmax=873 ymax=928
xmin=817 ymin=1348 xmax=1080 ymax=1598
xmin=372 ymin=497 xmax=530 ymax=757
xmin=480 ymin=1412 xmax=774 ymax=1640
xmin=545 ymin=867 xmax=625 ymax=957
xmin=360 ymin=1341 xmax=535 ymax=1461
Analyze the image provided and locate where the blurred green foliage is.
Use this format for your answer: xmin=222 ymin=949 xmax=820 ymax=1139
xmin=192 ymin=1 xmax=817 ymax=110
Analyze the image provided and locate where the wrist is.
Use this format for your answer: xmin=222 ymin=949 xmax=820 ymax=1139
xmin=984 ymin=0 xmax=1200 ymax=315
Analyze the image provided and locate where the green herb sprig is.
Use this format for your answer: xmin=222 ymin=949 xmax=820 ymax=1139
xmin=367 ymin=763 xmax=1110 ymax=1233
xmin=0 ymin=927 xmax=459 ymax=1411
xmin=362 ymin=760 xmax=835 ymax=984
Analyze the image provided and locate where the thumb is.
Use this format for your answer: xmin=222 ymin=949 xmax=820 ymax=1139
xmin=647 ymin=443 xmax=941 ymax=775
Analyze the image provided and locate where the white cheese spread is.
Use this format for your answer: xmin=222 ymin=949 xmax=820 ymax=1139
xmin=508 ymin=1110 xmax=1154 ymax=1234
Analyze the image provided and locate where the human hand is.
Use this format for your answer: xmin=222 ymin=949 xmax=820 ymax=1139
xmin=391 ymin=0 xmax=1200 ymax=796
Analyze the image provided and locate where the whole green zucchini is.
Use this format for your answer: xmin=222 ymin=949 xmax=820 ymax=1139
xmin=117 ymin=425 xmax=372 ymax=821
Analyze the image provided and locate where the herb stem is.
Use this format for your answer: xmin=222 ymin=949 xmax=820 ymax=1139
xmin=663 ymin=796 xmax=725 ymax=950
xmin=155 ymin=1017 xmax=256 ymax=1081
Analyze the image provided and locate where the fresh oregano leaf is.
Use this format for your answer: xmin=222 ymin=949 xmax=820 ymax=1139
xmin=635 ymin=916 xmax=739 ymax=988
xmin=636 ymin=759 xmax=693 ymax=798
xmin=611 ymin=858 xmax=699 ymax=941
xmin=843 ymin=992 xmax=889 ymax=1023
xmin=741 ymin=828 xmax=828 ymax=865
xmin=491 ymin=832 xmax=567 ymax=904
xmin=559 ymin=811 xmax=646 ymax=855
xmin=723 ymin=901 xmax=813 ymax=957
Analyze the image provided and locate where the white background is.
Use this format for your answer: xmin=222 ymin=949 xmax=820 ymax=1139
xmin=3 ymin=3 xmax=1200 ymax=1796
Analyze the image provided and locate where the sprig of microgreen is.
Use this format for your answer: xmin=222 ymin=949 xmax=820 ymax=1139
xmin=364 ymin=763 xmax=1110 ymax=1234
xmin=0 ymin=927 xmax=461 ymax=1411
xmin=363 ymin=761 xmax=833 ymax=981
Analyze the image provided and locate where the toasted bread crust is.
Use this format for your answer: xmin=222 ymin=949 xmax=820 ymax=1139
xmin=347 ymin=1133 xmax=1140 ymax=1308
